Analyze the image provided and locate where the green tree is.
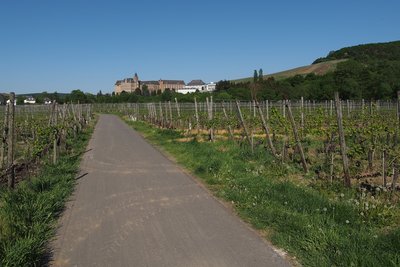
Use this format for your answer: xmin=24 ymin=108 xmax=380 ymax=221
xmin=215 ymin=91 xmax=233 ymax=101
xmin=253 ymin=70 xmax=258 ymax=83
xmin=69 ymin=89 xmax=87 ymax=103
xmin=16 ymin=96 xmax=25 ymax=105
xmin=118 ymin=91 xmax=130 ymax=102
xmin=377 ymin=82 xmax=392 ymax=99
xmin=51 ymin=91 xmax=62 ymax=103
xmin=128 ymin=93 xmax=139 ymax=103
xmin=259 ymin=68 xmax=263 ymax=81
xmin=142 ymin=85 xmax=150 ymax=96
xmin=85 ymin=93 xmax=96 ymax=103
xmin=134 ymin=88 xmax=142 ymax=95
xmin=35 ymin=91 xmax=48 ymax=104
xmin=216 ymin=80 xmax=231 ymax=91
xmin=161 ymin=88 xmax=173 ymax=101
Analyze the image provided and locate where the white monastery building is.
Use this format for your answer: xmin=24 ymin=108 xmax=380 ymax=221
xmin=177 ymin=80 xmax=217 ymax=94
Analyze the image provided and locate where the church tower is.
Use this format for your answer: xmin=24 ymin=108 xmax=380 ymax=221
xmin=133 ymin=73 xmax=139 ymax=89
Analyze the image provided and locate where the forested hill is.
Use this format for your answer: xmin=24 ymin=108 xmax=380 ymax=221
xmin=217 ymin=40 xmax=400 ymax=100
xmin=303 ymin=40 xmax=400 ymax=99
xmin=313 ymin=41 xmax=400 ymax=64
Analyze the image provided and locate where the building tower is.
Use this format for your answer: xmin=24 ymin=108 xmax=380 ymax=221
xmin=134 ymin=73 xmax=139 ymax=89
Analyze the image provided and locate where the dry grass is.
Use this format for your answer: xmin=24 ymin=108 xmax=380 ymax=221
xmin=233 ymin=59 xmax=348 ymax=83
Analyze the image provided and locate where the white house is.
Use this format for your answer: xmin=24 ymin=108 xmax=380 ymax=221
xmin=6 ymin=99 xmax=17 ymax=106
xmin=176 ymin=80 xmax=217 ymax=94
xmin=177 ymin=88 xmax=197 ymax=94
xmin=24 ymin=96 xmax=36 ymax=104
xmin=178 ymin=80 xmax=211 ymax=94
xmin=205 ymin=82 xmax=216 ymax=92
xmin=187 ymin=80 xmax=206 ymax=91
xmin=178 ymin=80 xmax=206 ymax=94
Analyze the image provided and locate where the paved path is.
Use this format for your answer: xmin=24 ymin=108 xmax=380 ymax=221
xmin=52 ymin=115 xmax=291 ymax=267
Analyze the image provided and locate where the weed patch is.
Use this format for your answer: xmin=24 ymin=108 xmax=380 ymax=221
xmin=0 ymin=121 xmax=95 ymax=267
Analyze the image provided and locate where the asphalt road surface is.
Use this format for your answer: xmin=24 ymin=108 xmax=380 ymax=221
xmin=51 ymin=114 xmax=291 ymax=267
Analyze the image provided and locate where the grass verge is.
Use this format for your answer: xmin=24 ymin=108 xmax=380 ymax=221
xmin=125 ymin=120 xmax=400 ymax=267
xmin=0 ymin=120 xmax=96 ymax=267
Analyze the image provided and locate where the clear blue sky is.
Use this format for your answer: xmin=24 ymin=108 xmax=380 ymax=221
xmin=1 ymin=0 xmax=399 ymax=94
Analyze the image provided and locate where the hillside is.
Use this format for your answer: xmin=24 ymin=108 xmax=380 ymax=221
xmin=234 ymin=40 xmax=400 ymax=83
xmin=221 ymin=40 xmax=400 ymax=100
xmin=233 ymin=59 xmax=347 ymax=83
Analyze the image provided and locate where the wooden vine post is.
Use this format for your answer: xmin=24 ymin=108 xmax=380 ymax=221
xmin=392 ymin=130 xmax=399 ymax=191
xmin=300 ymin=96 xmax=304 ymax=133
xmin=286 ymin=101 xmax=308 ymax=173
xmin=397 ymin=94 xmax=400 ymax=123
xmin=255 ymin=100 xmax=277 ymax=158
xmin=159 ymin=102 xmax=164 ymax=128
xmin=70 ymin=102 xmax=78 ymax=137
xmin=7 ymin=92 xmax=15 ymax=189
xmin=168 ymin=101 xmax=173 ymax=128
xmin=221 ymin=102 xmax=234 ymax=140
xmin=383 ymin=132 xmax=389 ymax=187
xmin=164 ymin=102 xmax=169 ymax=127
xmin=235 ymin=100 xmax=251 ymax=146
xmin=362 ymin=99 xmax=365 ymax=115
xmin=392 ymin=91 xmax=400 ymax=190
xmin=210 ymin=96 xmax=214 ymax=141
xmin=174 ymin=98 xmax=181 ymax=128
xmin=206 ymin=97 xmax=214 ymax=141
xmin=334 ymin=92 xmax=351 ymax=187
xmin=0 ymin=103 xmax=10 ymax=169
xmin=194 ymin=97 xmax=200 ymax=133
xmin=60 ymin=104 xmax=67 ymax=153
xmin=153 ymin=103 xmax=158 ymax=124
xmin=52 ymin=101 xmax=58 ymax=164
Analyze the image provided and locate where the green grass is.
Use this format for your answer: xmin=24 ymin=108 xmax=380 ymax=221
xmin=0 ymin=121 xmax=95 ymax=267
xmin=126 ymin=120 xmax=400 ymax=267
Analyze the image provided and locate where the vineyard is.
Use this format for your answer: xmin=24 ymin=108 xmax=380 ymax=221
xmin=98 ymin=94 xmax=400 ymax=192
xmin=0 ymin=93 xmax=94 ymax=266
xmin=1 ymin=93 xmax=400 ymax=266
xmin=111 ymin=95 xmax=400 ymax=266
xmin=0 ymin=93 xmax=93 ymax=188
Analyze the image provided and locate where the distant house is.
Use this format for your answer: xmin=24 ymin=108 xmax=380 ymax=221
xmin=177 ymin=80 xmax=206 ymax=94
xmin=6 ymin=99 xmax=17 ymax=106
xmin=177 ymin=88 xmax=197 ymax=94
xmin=177 ymin=80 xmax=216 ymax=94
xmin=187 ymin=80 xmax=206 ymax=91
xmin=205 ymin=82 xmax=216 ymax=92
xmin=24 ymin=96 xmax=36 ymax=104
xmin=43 ymin=98 xmax=52 ymax=105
